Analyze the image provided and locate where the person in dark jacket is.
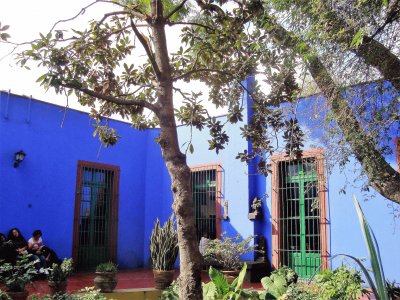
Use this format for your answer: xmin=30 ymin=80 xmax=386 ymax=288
xmin=7 ymin=228 xmax=28 ymax=255
xmin=0 ymin=233 xmax=17 ymax=264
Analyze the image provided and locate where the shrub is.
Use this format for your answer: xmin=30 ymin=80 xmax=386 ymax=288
xmin=315 ymin=266 xmax=367 ymax=300
xmin=48 ymin=258 xmax=74 ymax=282
xmin=150 ymin=214 xmax=179 ymax=271
xmin=0 ymin=254 xmax=38 ymax=292
xmin=202 ymin=233 xmax=257 ymax=270
xmin=95 ymin=261 xmax=117 ymax=273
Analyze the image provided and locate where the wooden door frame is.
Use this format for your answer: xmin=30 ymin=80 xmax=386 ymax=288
xmin=72 ymin=160 xmax=120 ymax=268
xmin=271 ymin=149 xmax=329 ymax=271
xmin=190 ymin=163 xmax=223 ymax=239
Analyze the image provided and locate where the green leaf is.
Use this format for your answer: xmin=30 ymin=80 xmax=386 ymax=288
xmin=353 ymin=195 xmax=388 ymax=300
xmin=350 ymin=29 xmax=365 ymax=48
xmin=203 ymin=282 xmax=217 ymax=300
xmin=209 ymin=267 xmax=230 ymax=296
xmin=189 ymin=143 xmax=194 ymax=154
xmin=233 ymin=263 xmax=247 ymax=291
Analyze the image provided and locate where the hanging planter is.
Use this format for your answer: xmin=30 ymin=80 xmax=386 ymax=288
xmin=248 ymin=197 xmax=263 ymax=220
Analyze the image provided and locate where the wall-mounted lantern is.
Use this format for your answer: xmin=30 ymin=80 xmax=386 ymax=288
xmin=14 ymin=150 xmax=26 ymax=168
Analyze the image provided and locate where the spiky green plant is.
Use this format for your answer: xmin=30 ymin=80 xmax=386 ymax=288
xmin=332 ymin=196 xmax=389 ymax=300
xmin=150 ymin=214 xmax=179 ymax=271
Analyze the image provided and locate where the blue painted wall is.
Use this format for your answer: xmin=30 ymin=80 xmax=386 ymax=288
xmin=1 ymin=80 xmax=399 ymax=281
xmin=0 ymin=92 xmax=168 ymax=269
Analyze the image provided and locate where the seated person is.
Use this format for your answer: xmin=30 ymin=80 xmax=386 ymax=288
xmin=28 ymin=230 xmax=47 ymax=271
xmin=8 ymin=228 xmax=28 ymax=255
xmin=0 ymin=233 xmax=17 ymax=264
xmin=28 ymin=230 xmax=61 ymax=268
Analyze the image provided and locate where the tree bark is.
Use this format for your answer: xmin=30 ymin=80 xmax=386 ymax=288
xmin=264 ymin=20 xmax=400 ymax=204
xmin=150 ymin=0 xmax=203 ymax=298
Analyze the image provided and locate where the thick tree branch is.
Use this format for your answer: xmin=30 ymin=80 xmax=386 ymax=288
xmin=61 ymin=82 xmax=158 ymax=112
xmin=263 ymin=19 xmax=400 ymax=204
xmin=316 ymin=0 xmax=400 ymax=91
xmin=166 ymin=21 xmax=215 ymax=32
xmin=129 ymin=18 xmax=162 ymax=78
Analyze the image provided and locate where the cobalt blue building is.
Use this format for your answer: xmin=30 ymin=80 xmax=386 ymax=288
xmin=0 ymin=79 xmax=399 ymax=280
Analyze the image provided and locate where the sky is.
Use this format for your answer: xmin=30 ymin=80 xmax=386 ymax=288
xmin=0 ymin=0 xmax=226 ymax=117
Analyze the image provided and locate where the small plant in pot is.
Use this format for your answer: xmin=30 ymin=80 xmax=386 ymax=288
xmin=202 ymin=233 xmax=257 ymax=283
xmin=47 ymin=258 xmax=73 ymax=295
xmin=0 ymin=254 xmax=38 ymax=300
xmin=94 ymin=262 xmax=118 ymax=293
xmin=150 ymin=214 xmax=179 ymax=290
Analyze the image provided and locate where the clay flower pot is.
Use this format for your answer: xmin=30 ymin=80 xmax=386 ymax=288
xmin=153 ymin=270 xmax=175 ymax=290
xmin=94 ymin=272 xmax=117 ymax=293
xmin=6 ymin=290 xmax=29 ymax=300
xmin=48 ymin=280 xmax=68 ymax=295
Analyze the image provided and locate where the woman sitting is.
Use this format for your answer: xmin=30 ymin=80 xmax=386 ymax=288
xmin=28 ymin=229 xmax=48 ymax=272
xmin=0 ymin=233 xmax=17 ymax=264
xmin=8 ymin=228 xmax=28 ymax=255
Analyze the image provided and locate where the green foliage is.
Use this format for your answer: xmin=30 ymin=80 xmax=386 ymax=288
xmin=0 ymin=254 xmax=38 ymax=292
xmin=150 ymin=214 xmax=179 ymax=271
xmin=352 ymin=195 xmax=389 ymax=299
xmin=0 ymin=290 xmax=11 ymax=300
xmin=284 ymin=283 xmax=318 ymax=300
xmin=202 ymin=233 xmax=257 ymax=271
xmin=31 ymin=287 xmax=108 ymax=300
xmin=271 ymin=266 xmax=298 ymax=286
xmin=203 ymin=263 xmax=259 ymax=300
xmin=386 ymin=280 xmax=400 ymax=299
xmin=314 ymin=266 xmax=366 ymax=300
xmin=95 ymin=261 xmax=117 ymax=273
xmin=48 ymin=258 xmax=74 ymax=282
xmin=0 ymin=22 xmax=10 ymax=41
xmin=259 ymin=273 xmax=287 ymax=300
xmin=159 ymin=281 xmax=179 ymax=300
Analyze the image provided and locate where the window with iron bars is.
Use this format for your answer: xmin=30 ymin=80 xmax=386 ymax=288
xmin=271 ymin=150 xmax=329 ymax=279
xmin=190 ymin=164 xmax=223 ymax=241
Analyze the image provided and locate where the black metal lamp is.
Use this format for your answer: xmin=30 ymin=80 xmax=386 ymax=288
xmin=14 ymin=150 xmax=26 ymax=168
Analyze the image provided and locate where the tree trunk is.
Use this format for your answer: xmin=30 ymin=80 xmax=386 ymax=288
xmin=264 ymin=20 xmax=400 ymax=204
xmin=150 ymin=0 xmax=203 ymax=298
xmin=156 ymin=86 xmax=204 ymax=299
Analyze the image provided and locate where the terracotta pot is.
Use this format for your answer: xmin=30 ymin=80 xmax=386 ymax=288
xmin=6 ymin=290 xmax=29 ymax=300
xmin=48 ymin=280 xmax=68 ymax=295
xmin=94 ymin=272 xmax=117 ymax=293
xmin=153 ymin=270 xmax=175 ymax=290
xmin=221 ymin=270 xmax=239 ymax=284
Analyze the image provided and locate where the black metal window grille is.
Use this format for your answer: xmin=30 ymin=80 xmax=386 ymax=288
xmin=277 ymin=158 xmax=323 ymax=279
xmin=191 ymin=165 xmax=223 ymax=241
xmin=77 ymin=166 xmax=114 ymax=270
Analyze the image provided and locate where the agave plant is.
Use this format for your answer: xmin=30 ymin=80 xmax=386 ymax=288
xmin=150 ymin=214 xmax=179 ymax=271
xmin=332 ymin=196 xmax=389 ymax=300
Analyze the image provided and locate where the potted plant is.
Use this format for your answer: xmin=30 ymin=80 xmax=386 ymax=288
xmin=47 ymin=258 xmax=73 ymax=295
xmin=0 ymin=290 xmax=11 ymax=300
xmin=248 ymin=197 xmax=262 ymax=220
xmin=202 ymin=233 xmax=257 ymax=283
xmin=150 ymin=214 xmax=179 ymax=290
xmin=94 ymin=262 xmax=118 ymax=293
xmin=0 ymin=254 xmax=38 ymax=300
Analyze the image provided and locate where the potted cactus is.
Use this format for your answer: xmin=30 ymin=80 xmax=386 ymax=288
xmin=0 ymin=254 xmax=37 ymax=300
xmin=94 ymin=261 xmax=118 ymax=293
xmin=47 ymin=258 xmax=73 ymax=295
xmin=150 ymin=214 xmax=179 ymax=290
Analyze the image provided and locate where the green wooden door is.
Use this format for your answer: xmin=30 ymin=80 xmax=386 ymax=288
xmin=77 ymin=167 xmax=114 ymax=270
xmin=280 ymin=159 xmax=321 ymax=279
